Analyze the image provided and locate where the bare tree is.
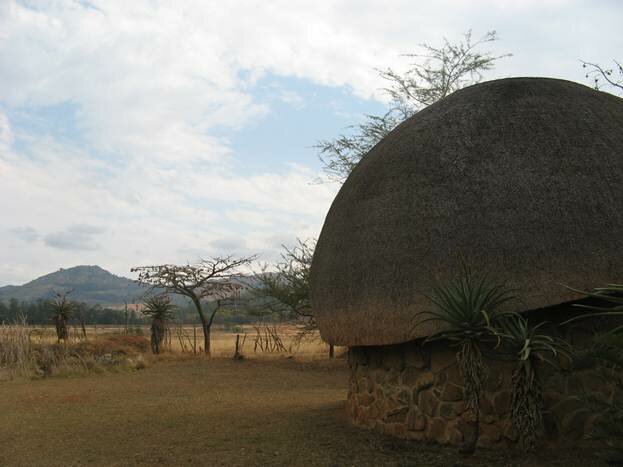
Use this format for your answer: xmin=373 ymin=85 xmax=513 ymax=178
xmin=582 ymin=59 xmax=623 ymax=94
xmin=256 ymin=239 xmax=314 ymax=319
xmin=317 ymin=30 xmax=510 ymax=182
xmin=131 ymin=256 xmax=253 ymax=356
xmin=253 ymin=239 xmax=335 ymax=357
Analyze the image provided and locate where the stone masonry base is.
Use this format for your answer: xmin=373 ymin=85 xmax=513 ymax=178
xmin=346 ymin=340 xmax=617 ymax=448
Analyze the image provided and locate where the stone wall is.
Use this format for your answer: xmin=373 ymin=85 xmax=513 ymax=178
xmin=346 ymin=340 xmax=617 ymax=448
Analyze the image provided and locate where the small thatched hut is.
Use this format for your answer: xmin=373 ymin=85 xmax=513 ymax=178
xmin=311 ymin=78 xmax=623 ymax=447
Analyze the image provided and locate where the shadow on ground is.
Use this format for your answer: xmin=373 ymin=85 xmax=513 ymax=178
xmin=0 ymin=357 xmax=605 ymax=466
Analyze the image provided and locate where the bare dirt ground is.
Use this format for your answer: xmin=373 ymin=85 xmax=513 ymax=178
xmin=0 ymin=353 xmax=605 ymax=467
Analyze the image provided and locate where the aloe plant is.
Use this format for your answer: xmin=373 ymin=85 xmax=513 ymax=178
xmin=418 ymin=262 xmax=516 ymax=453
xmin=584 ymin=332 xmax=623 ymax=463
xmin=142 ymin=294 xmax=177 ymax=354
xmin=498 ymin=316 xmax=572 ymax=450
xmin=563 ymin=284 xmax=623 ymax=335
xmin=48 ymin=291 xmax=75 ymax=342
xmin=562 ymin=284 xmax=623 ymax=461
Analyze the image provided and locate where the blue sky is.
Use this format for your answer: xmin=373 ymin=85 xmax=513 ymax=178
xmin=0 ymin=0 xmax=622 ymax=285
xmin=215 ymin=75 xmax=386 ymax=174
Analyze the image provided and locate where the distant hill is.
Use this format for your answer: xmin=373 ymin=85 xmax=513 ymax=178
xmin=0 ymin=266 xmax=272 ymax=307
xmin=0 ymin=265 xmax=148 ymax=305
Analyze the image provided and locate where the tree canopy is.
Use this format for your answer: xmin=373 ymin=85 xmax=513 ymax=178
xmin=316 ymin=30 xmax=510 ymax=182
xmin=131 ymin=255 xmax=254 ymax=355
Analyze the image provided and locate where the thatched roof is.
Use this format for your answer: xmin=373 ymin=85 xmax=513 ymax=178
xmin=311 ymin=77 xmax=623 ymax=347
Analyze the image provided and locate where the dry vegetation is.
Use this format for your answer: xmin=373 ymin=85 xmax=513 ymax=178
xmin=0 ymin=320 xmax=150 ymax=380
xmin=0 ymin=322 xmax=333 ymax=377
xmin=0 ymin=320 xmax=335 ymax=383
xmin=0 ymin=324 xmax=605 ymax=466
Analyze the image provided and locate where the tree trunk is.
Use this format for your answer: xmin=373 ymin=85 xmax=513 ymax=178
xmin=151 ymin=321 xmax=164 ymax=354
xmin=459 ymin=408 xmax=479 ymax=454
xmin=55 ymin=317 xmax=68 ymax=342
xmin=233 ymin=334 xmax=243 ymax=360
xmin=329 ymin=343 xmax=335 ymax=359
xmin=80 ymin=316 xmax=87 ymax=340
xmin=151 ymin=331 xmax=159 ymax=354
xmin=190 ymin=295 xmax=212 ymax=357
xmin=203 ymin=322 xmax=211 ymax=357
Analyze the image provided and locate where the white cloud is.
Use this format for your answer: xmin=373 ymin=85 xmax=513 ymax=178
xmin=0 ymin=111 xmax=11 ymax=162
xmin=44 ymin=224 xmax=107 ymax=251
xmin=0 ymin=116 xmax=336 ymax=282
xmin=9 ymin=226 xmax=39 ymax=243
xmin=0 ymin=0 xmax=621 ymax=284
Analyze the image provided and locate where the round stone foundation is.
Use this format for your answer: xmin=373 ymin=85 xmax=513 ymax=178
xmin=346 ymin=339 xmax=618 ymax=448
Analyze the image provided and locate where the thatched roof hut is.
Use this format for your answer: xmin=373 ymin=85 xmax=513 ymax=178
xmin=311 ymin=77 xmax=623 ymax=347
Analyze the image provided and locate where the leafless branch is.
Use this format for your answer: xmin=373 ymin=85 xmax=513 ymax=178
xmin=582 ymin=59 xmax=623 ymax=93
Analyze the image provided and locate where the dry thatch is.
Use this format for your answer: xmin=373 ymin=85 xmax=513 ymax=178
xmin=310 ymin=77 xmax=623 ymax=347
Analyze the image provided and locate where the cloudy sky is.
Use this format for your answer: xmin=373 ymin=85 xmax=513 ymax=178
xmin=0 ymin=0 xmax=622 ymax=285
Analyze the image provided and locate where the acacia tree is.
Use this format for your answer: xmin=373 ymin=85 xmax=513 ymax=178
xmin=317 ymin=30 xmax=510 ymax=182
xmin=253 ymin=239 xmax=335 ymax=357
xmin=256 ymin=239 xmax=314 ymax=319
xmin=131 ymin=255 xmax=253 ymax=356
xmin=48 ymin=290 xmax=75 ymax=342
xmin=582 ymin=59 xmax=623 ymax=94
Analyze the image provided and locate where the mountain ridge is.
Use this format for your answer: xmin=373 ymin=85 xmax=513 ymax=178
xmin=0 ymin=265 xmax=147 ymax=305
xmin=0 ymin=265 xmax=267 ymax=306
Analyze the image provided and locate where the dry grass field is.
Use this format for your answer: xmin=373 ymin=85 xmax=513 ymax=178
xmin=8 ymin=324 xmax=334 ymax=358
xmin=0 ymin=327 xmax=605 ymax=466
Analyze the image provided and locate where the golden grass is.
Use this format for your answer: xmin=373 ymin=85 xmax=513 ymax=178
xmin=2 ymin=323 xmax=338 ymax=359
xmin=166 ymin=324 xmax=337 ymax=359
xmin=0 ymin=356 xmax=602 ymax=466
xmin=0 ymin=321 xmax=154 ymax=380
xmin=0 ymin=325 xmax=602 ymax=465
xmin=0 ymin=323 xmax=339 ymax=382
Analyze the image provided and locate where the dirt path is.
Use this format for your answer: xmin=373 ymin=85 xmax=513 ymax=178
xmin=0 ymin=357 xmax=604 ymax=466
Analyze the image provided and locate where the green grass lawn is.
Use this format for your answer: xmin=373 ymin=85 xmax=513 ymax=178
xmin=0 ymin=357 xmax=604 ymax=466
